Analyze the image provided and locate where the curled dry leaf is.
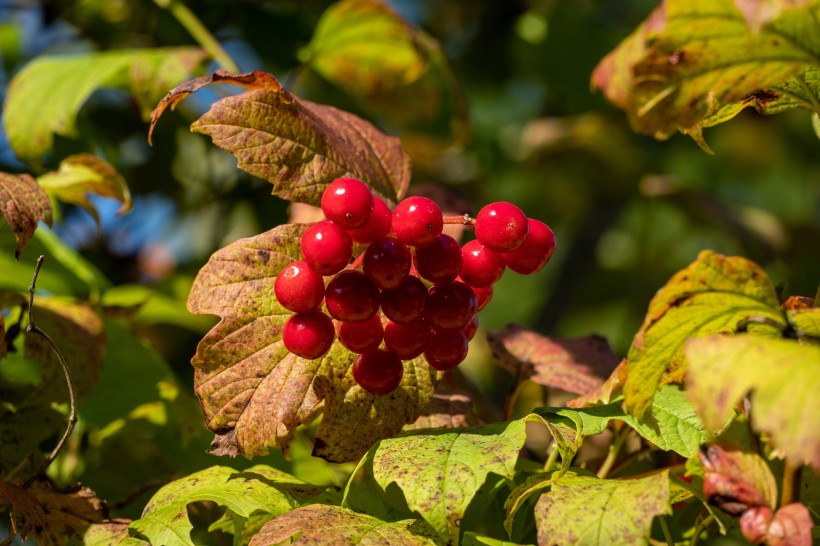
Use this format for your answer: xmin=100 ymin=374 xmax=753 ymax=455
xmin=487 ymin=324 xmax=620 ymax=396
xmin=149 ymin=69 xmax=411 ymax=206
xmin=741 ymin=506 xmax=774 ymax=544
xmin=404 ymin=391 xmax=479 ymax=430
xmin=699 ymin=445 xmax=777 ymax=515
xmin=0 ymin=172 xmax=53 ymax=259
xmin=766 ymin=503 xmax=814 ymax=546
xmin=0 ymin=478 xmax=110 ymax=546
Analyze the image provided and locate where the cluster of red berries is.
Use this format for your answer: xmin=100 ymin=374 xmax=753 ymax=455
xmin=275 ymin=178 xmax=555 ymax=395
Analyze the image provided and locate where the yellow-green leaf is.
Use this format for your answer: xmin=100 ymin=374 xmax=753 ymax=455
xmin=534 ymin=472 xmax=671 ymax=546
xmin=624 ymin=250 xmax=785 ymax=419
xmin=37 ymin=153 xmax=132 ymax=225
xmin=3 ymin=48 xmax=207 ymax=166
xmin=685 ymin=335 xmax=820 ymax=472
xmin=592 ymin=0 xmax=820 ymax=148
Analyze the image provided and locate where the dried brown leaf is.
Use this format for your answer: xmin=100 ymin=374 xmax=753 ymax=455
xmin=0 ymin=478 xmax=109 ymax=546
xmin=487 ymin=324 xmax=620 ymax=395
xmin=150 ymin=69 xmax=411 ymax=206
xmin=405 ymin=392 xmax=479 ymax=430
xmin=0 ymin=172 xmax=53 ymax=259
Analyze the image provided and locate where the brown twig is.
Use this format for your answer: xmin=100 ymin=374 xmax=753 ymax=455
xmin=22 ymin=256 xmax=78 ymax=487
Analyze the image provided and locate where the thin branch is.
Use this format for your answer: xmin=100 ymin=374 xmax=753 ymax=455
xmin=689 ymin=513 xmax=714 ymax=546
xmin=596 ymin=428 xmax=628 ymax=479
xmin=780 ymin=460 xmax=801 ymax=506
xmin=658 ymin=515 xmax=675 ymax=546
xmin=22 ymin=256 xmax=78 ymax=487
xmin=153 ymin=0 xmax=239 ymax=74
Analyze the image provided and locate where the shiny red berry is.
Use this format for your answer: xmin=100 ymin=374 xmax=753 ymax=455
xmin=383 ymin=317 xmax=430 ymax=360
xmin=392 ymin=196 xmax=443 ymax=247
xmin=337 ymin=314 xmax=384 ymax=353
xmin=381 ymin=275 xmax=427 ymax=324
xmin=321 ymin=177 xmax=374 ymax=229
xmin=460 ymin=240 xmax=505 ymax=288
xmin=349 ymin=197 xmax=392 ymax=244
xmin=282 ymin=310 xmax=335 ymax=360
xmin=414 ymin=234 xmax=462 ymax=283
xmin=274 ymin=260 xmax=325 ymax=313
xmin=425 ymin=280 xmax=478 ymax=330
xmin=300 ymin=221 xmax=352 ymax=275
xmin=363 ymin=237 xmax=411 ymax=290
xmin=352 ymin=349 xmax=404 ymax=395
xmin=424 ymin=328 xmax=468 ymax=371
xmin=503 ymin=219 xmax=556 ymax=275
xmin=475 ymin=201 xmax=529 ymax=252
xmin=325 ymin=270 xmax=380 ymax=322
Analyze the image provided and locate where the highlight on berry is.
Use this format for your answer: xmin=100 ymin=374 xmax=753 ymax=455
xmin=280 ymin=177 xmax=556 ymax=395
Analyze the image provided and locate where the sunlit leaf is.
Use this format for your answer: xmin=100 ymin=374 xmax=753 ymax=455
xmin=128 ymin=465 xmax=301 ymax=546
xmin=487 ymin=324 xmax=620 ymax=395
xmin=0 ymin=478 xmax=110 ymax=546
xmin=504 ymin=472 xmax=553 ymax=537
xmin=346 ymin=420 xmax=526 ymax=543
xmin=300 ymin=0 xmax=469 ymax=143
xmin=37 ymin=154 xmax=132 ymax=224
xmin=75 ymin=519 xmax=132 ymax=546
xmin=592 ymin=0 xmax=820 ymax=148
xmin=150 ymin=70 xmax=411 ymax=206
xmin=534 ymin=471 xmax=671 ymax=546
xmin=685 ymin=335 xmax=820 ymax=471
xmin=624 ymin=250 xmax=785 ymax=419
xmin=250 ymin=504 xmax=445 ymax=545
xmin=787 ymin=307 xmax=820 ymax=338
xmin=462 ymin=532 xmax=528 ymax=546
xmin=0 ymin=172 xmax=53 ymax=258
xmin=404 ymin=392 xmax=479 ymax=430
xmin=187 ymin=225 xmax=437 ymax=462
xmin=3 ymin=48 xmax=207 ymax=166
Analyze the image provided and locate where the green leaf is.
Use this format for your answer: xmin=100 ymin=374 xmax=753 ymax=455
xmin=187 ymin=225 xmax=437 ymax=462
xmin=100 ymin=283 xmax=215 ymax=333
xmin=345 ymin=420 xmax=527 ymax=543
xmin=0 ymin=172 xmax=53 ymax=258
xmin=128 ymin=465 xmax=300 ymax=546
xmin=788 ymin=307 xmax=820 ymax=338
xmin=3 ymin=48 xmax=207 ymax=166
xmin=150 ymin=70 xmax=411 ymax=206
xmin=534 ymin=471 xmax=671 ymax=546
xmin=249 ymin=504 xmax=445 ymax=545
xmin=685 ymin=335 xmax=820 ymax=471
xmin=487 ymin=324 xmax=621 ymax=395
xmin=504 ymin=472 xmax=553 ymax=537
xmin=462 ymin=532 xmax=529 ymax=546
xmin=301 ymin=0 xmax=469 ymax=143
xmin=624 ymin=250 xmax=785 ymax=419
xmin=71 ymin=520 xmax=131 ymax=546
xmin=37 ymin=154 xmax=132 ymax=225
xmin=592 ymin=0 xmax=820 ymax=148
xmin=531 ymin=385 xmax=711 ymax=469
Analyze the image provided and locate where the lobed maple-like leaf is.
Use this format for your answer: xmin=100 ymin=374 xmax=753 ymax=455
xmin=698 ymin=445 xmax=778 ymax=515
xmin=344 ymin=420 xmax=526 ymax=544
xmin=150 ymin=69 xmax=411 ymax=206
xmin=250 ymin=504 xmax=445 ymax=545
xmin=685 ymin=335 xmax=820 ymax=472
xmin=37 ymin=153 xmax=132 ymax=225
xmin=0 ymin=172 xmax=53 ymax=258
xmin=4 ymin=48 xmax=208 ymax=166
xmin=534 ymin=471 xmax=671 ymax=546
xmin=187 ymin=225 xmax=438 ymax=462
xmin=0 ymin=478 xmax=110 ymax=546
xmin=487 ymin=324 xmax=621 ymax=395
xmin=592 ymin=0 xmax=820 ymax=150
xmin=623 ymin=250 xmax=785 ymax=419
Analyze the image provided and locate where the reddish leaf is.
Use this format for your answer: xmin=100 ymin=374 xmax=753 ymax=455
xmin=767 ymin=503 xmax=814 ymax=546
xmin=699 ymin=445 xmax=777 ymax=515
xmin=405 ymin=392 xmax=479 ymax=430
xmin=0 ymin=172 xmax=53 ymax=258
xmin=150 ymin=69 xmax=410 ymax=206
xmin=188 ymin=225 xmax=438 ymax=462
xmin=567 ymin=359 xmax=628 ymax=408
xmin=0 ymin=478 xmax=109 ymax=545
xmin=781 ymin=295 xmax=814 ymax=311
xmin=487 ymin=324 xmax=620 ymax=395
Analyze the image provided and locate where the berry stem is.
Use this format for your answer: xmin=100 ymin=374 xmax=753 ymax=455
xmin=442 ymin=214 xmax=475 ymax=226
xmin=347 ymin=252 xmax=365 ymax=271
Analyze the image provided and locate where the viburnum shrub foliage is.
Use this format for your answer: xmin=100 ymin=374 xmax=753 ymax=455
xmin=0 ymin=0 xmax=819 ymax=545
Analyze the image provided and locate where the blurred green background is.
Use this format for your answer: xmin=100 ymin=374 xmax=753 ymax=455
xmin=0 ymin=0 xmax=817 ymax=530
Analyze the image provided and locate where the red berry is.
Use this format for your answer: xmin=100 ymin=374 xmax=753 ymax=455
xmin=463 ymin=314 xmax=478 ymax=341
xmin=325 ymin=270 xmax=380 ymax=322
xmin=471 ymin=284 xmax=493 ymax=311
xmin=300 ymin=221 xmax=352 ymax=275
xmin=349 ymin=197 xmax=392 ymax=244
xmin=352 ymin=349 xmax=404 ymax=395
xmin=274 ymin=260 xmax=325 ymax=313
xmin=337 ymin=314 xmax=384 ymax=353
xmin=321 ymin=177 xmax=374 ymax=229
xmin=413 ymin=234 xmax=462 ymax=283
xmin=363 ymin=237 xmax=411 ymax=290
xmin=282 ymin=310 xmax=335 ymax=360
xmin=392 ymin=196 xmax=443 ymax=247
xmin=424 ymin=328 xmax=468 ymax=371
xmin=384 ymin=317 xmax=430 ymax=360
xmin=460 ymin=240 xmax=505 ymax=288
xmin=381 ymin=275 xmax=427 ymax=324
xmin=504 ymin=219 xmax=556 ymax=275
xmin=425 ymin=280 xmax=478 ymax=330
xmin=475 ymin=201 xmax=529 ymax=252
